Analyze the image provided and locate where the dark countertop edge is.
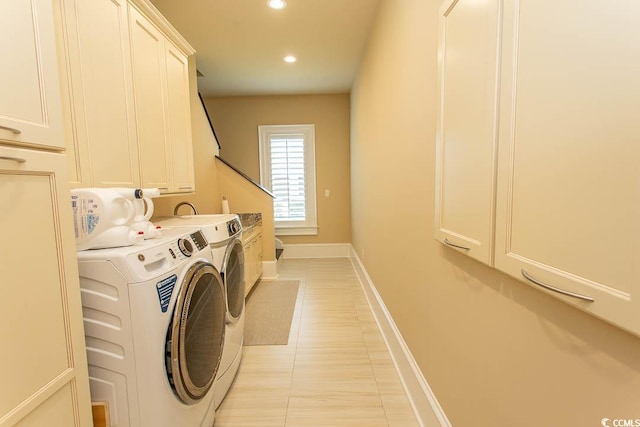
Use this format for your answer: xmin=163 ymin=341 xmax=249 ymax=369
xmin=215 ymin=156 xmax=274 ymax=198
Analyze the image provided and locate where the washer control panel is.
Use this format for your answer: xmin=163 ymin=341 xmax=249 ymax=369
xmin=167 ymin=230 xmax=208 ymax=260
xmin=124 ymin=230 xmax=210 ymax=280
xmin=226 ymin=218 xmax=242 ymax=237
xmin=189 ymin=230 xmax=209 ymax=251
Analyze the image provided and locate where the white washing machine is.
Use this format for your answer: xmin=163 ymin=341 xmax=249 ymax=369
xmin=155 ymin=214 xmax=245 ymax=408
xmin=77 ymin=228 xmax=226 ymax=426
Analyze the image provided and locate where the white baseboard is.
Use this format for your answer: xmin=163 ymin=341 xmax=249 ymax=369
xmin=282 ymin=243 xmax=351 ymax=259
xmin=261 ymin=260 xmax=278 ymax=280
xmin=349 ymin=246 xmax=452 ymax=427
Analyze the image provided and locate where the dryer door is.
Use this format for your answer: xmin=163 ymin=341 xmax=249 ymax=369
xmin=222 ymin=238 xmax=245 ymax=322
xmin=166 ymin=261 xmax=226 ymax=404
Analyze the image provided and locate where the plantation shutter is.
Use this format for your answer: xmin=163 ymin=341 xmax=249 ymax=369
xmin=270 ymin=135 xmax=306 ymax=221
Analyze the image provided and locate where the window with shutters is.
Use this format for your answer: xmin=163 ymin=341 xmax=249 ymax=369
xmin=259 ymin=124 xmax=318 ymax=235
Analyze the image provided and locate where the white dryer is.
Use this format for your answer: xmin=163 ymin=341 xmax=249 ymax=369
xmin=77 ymin=228 xmax=226 ymax=427
xmin=155 ymin=214 xmax=245 ymax=409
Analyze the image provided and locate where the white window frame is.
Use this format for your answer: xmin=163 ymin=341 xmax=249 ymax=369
xmin=258 ymin=124 xmax=318 ymax=236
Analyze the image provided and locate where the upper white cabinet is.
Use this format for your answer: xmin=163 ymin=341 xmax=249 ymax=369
xmin=60 ymin=0 xmax=195 ymax=192
xmin=434 ymin=0 xmax=501 ymax=265
xmin=61 ymin=0 xmax=140 ymax=187
xmin=129 ymin=6 xmax=172 ymax=191
xmin=129 ymin=6 xmax=194 ymax=193
xmin=494 ymin=0 xmax=640 ymax=334
xmin=0 ymin=0 xmax=65 ymax=150
xmin=164 ymin=43 xmax=194 ymax=193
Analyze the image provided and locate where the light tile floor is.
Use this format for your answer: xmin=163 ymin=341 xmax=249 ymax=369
xmin=214 ymin=258 xmax=420 ymax=427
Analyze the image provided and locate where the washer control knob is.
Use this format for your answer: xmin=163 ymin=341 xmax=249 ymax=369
xmin=177 ymin=238 xmax=193 ymax=257
xmin=228 ymin=220 xmax=240 ymax=235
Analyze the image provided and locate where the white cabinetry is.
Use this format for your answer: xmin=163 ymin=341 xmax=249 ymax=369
xmin=0 ymin=147 xmax=92 ymax=426
xmin=129 ymin=6 xmax=194 ymax=193
xmin=61 ymin=0 xmax=140 ymax=187
xmin=437 ymin=0 xmax=640 ymax=335
xmin=60 ymin=0 xmax=195 ymax=193
xmin=0 ymin=2 xmax=92 ymax=424
xmin=243 ymin=223 xmax=264 ymax=297
xmin=434 ymin=0 xmax=501 ymax=265
xmin=164 ymin=43 xmax=195 ymax=193
xmin=0 ymin=0 xmax=65 ymax=150
xmin=494 ymin=0 xmax=640 ymax=335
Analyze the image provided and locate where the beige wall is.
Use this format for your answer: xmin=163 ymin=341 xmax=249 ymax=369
xmin=216 ymin=158 xmax=275 ymax=262
xmin=350 ymin=1 xmax=640 ymax=426
xmin=204 ymin=94 xmax=351 ymax=245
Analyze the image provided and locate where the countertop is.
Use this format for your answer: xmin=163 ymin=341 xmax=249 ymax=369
xmin=238 ymin=212 xmax=262 ymax=230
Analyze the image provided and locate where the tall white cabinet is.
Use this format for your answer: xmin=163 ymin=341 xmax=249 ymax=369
xmin=434 ymin=0 xmax=501 ymax=265
xmin=0 ymin=1 xmax=92 ymax=425
xmin=437 ymin=0 xmax=640 ymax=336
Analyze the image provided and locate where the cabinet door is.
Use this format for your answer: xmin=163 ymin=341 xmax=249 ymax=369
xmin=495 ymin=0 xmax=640 ymax=335
xmin=255 ymin=229 xmax=263 ymax=279
xmin=243 ymin=241 xmax=254 ymax=297
xmin=0 ymin=147 xmax=92 ymax=426
xmin=434 ymin=0 xmax=501 ymax=265
xmin=165 ymin=43 xmax=194 ymax=193
xmin=62 ymin=0 xmax=140 ymax=187
xmin=0 ymin=0 xmax=65 ymax=149
xmin=129 ymin=6 xmax=172 ymax=191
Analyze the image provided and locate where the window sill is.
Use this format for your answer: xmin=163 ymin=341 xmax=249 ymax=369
xmin=275 ymin=226 xmax=318 ymax=236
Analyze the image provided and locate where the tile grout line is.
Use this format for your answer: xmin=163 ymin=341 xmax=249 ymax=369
xmin=350 ymin=269 xmax=392 ymax=427
xmin=283 ymin=273 xmax=307 ymax=427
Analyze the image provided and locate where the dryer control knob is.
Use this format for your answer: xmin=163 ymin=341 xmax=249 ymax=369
xmin=177 ymin=238 xmax=193 ymax=257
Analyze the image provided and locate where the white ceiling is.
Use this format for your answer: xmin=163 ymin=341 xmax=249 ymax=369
xmin=149 ymin=0 xmax=380 ymax=97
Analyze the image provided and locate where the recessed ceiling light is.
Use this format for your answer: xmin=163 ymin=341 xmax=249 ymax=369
xmin=283 ymin=55 xmax=297 ymax=63
xmin=268 ymin=0 xmax=287 ymax=9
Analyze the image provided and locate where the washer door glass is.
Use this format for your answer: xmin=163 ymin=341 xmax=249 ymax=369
xmin=166 ymin=261 xmax=226 ymax=404
xmin=222 ymin=238 xmax=245 ymax=321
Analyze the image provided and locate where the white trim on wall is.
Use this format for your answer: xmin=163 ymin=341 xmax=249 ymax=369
xmin=350 ymin=247 xmax=452 ymax=427
xmin=282 ymin=243 xmax=351 ymax=259
xmin=261 ymin=260 xmax=278 ymax=280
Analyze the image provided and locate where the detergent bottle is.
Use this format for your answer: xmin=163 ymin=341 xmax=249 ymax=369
xmin=71 ymin=188 xmax=137 ymax=250
xmin=117 ymin=187 xmax=163 ymax=239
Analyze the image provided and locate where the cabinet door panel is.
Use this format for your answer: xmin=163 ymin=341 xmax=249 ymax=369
xmin=434 ymin=0 xmax=501 ymax=265
xmin=0 ymin=0 xmax=64 ymax=149
xmin=495 ymin=0 xmax=640 ymax=334
xmin=129 ymin=7 xmax=171 ymax=191
xmin=0 ymin=147 xmax=92 ymax=426
xmin=165 ymin=44 xmax=194 ymax=193
xmin=67 ymin=0 xmax=139 ymax=186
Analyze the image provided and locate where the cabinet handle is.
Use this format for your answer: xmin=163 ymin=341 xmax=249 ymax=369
xmin=178 ymin=186 xmax=193 ymax=190
xmin=521 ymin=269 xmax=594 ymax=302
xmin=0 ymin=155 xmax=26 ymax=163
xmin=0 ymin=125 xmax=22 ymax=134
xmin=444 ymin=238 xmax=471 ymax=251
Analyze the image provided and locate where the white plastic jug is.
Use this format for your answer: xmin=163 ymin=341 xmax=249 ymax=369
xmin=71 ymin=188 xmax=136 ymax=249
xmin=114 ymin=187 xmax=162 ymax=239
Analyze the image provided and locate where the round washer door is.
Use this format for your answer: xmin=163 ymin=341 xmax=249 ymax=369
xmin=222 ymin=238 xmax=245 ymax=322
xmin=166 ymin=261 xmax=226 ymax=404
